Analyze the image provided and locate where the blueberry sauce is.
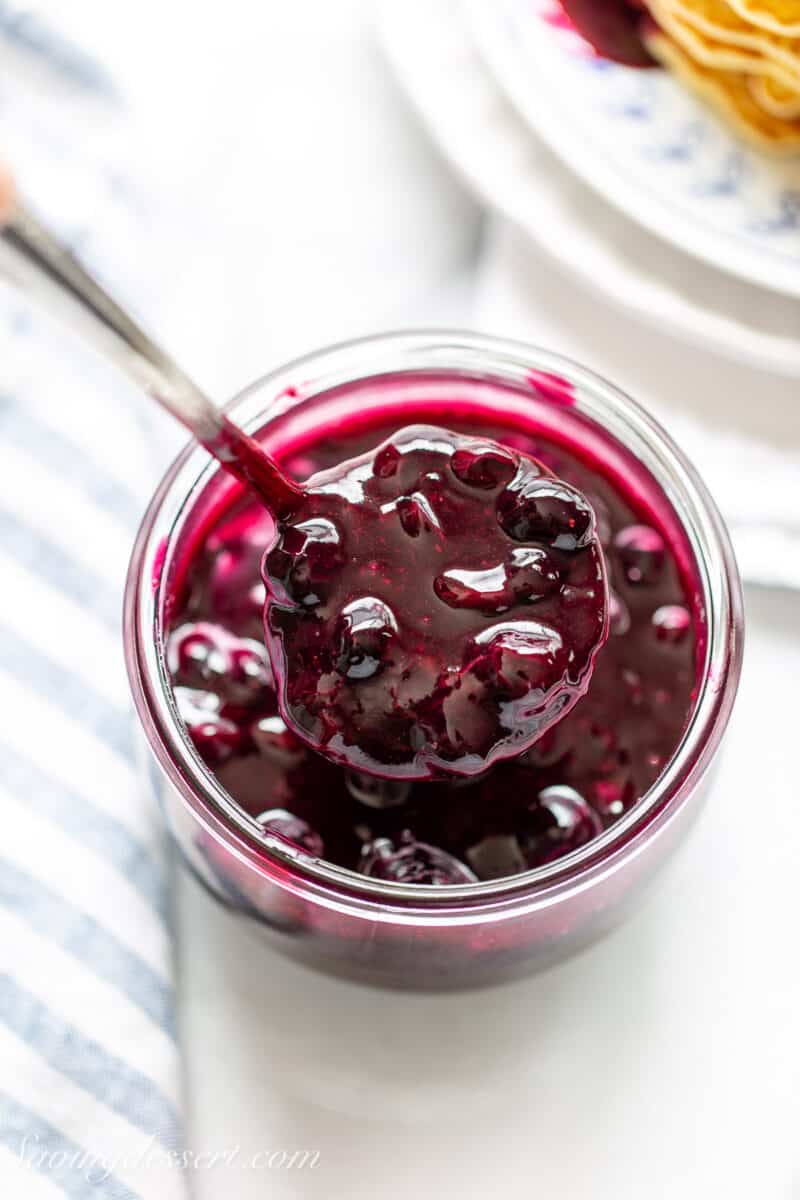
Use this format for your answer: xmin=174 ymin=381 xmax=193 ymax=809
xmin=263 ymin=425 xmax=607 ymax=779
xmin=165 ymin=394 xmax=697 ymax=886
xmin=203 ymin=402 xmax=609 ymax=779
xmin=558 ymin=0 xmax=655 ymax=68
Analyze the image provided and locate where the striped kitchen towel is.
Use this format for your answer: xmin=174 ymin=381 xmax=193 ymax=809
xmin=0 ymin=11 xmax=186 ymax=1199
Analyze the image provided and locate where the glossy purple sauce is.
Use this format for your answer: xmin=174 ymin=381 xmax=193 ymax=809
xmin=557 ymin=0 xmax=655 ymax=68
xmin=165 ymin=389 xmax=698 ymax=885
xmin=262 ymin=425 xmax=607 ymax=779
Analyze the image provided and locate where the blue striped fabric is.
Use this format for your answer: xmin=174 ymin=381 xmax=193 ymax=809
xmin=0 ymin=861 xmax=177 ymax=1039
xmin=0 ymin=509 xmax=122 ymax=631
xmin=0 ymin=14 xmax=186 ymax=1197
xmin=0 ymin=348 xmax=186 ymax=1198
xmin=0 ymin=978 xmax=181 ymax=1147
xmin=1 ymin=745 xmax=169 ymax=920
xmin=0 ymin=1093 xmax=143 ymax=1199
xmin=0 ymin=625 xmax=135 ymax=758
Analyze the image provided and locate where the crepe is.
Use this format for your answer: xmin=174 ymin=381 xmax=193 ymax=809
xmin=645 ymin=22 xmax=800 ymax=150
xmin=748 ymin=70 xmax=800 ymax=116
xmin=727 ymin=0 xmax=800 ymax=38
xmin=648 ymin=0 xmax=800 ymax=86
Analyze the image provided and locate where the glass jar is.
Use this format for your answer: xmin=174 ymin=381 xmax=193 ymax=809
xmin=124 ymin=332 xmax=743 ymax=989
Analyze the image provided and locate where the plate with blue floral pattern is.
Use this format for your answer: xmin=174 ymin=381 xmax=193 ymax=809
xmin=467 ymin=0 xmax=800 ymax=299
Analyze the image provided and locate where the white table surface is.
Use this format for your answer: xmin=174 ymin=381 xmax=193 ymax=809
xmin=56 ymin=2 xmax=796 ymax=1195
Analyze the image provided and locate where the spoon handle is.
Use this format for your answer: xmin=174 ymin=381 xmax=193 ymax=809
xmin=0 ymin=172 xmax=222 ymax=444
xmin=0 ymin=165 xmax=303 ymax=514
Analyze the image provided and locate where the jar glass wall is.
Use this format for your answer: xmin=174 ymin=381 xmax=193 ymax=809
xmin=124 ymin=332 xmax=743 ymax=989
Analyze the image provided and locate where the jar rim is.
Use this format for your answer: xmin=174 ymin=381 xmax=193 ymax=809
xmin=124 ymin=330 xmax=743 ymax=918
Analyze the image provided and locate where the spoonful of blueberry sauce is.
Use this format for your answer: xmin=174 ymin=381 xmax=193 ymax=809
xmin=0 ymin=165 xmax=609 ymax=782
xmin=263 ymin=423 xmax=609 ymax=779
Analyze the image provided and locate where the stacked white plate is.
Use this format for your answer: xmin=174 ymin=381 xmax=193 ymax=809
xmin=378 ymin=0 xmax=800 ymax=377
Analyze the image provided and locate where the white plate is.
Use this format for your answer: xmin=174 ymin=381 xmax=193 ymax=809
xmin=377 ymin=0 xmax=800 ymax=377
xmin=468 ymin=0 xmax=800 ymax=299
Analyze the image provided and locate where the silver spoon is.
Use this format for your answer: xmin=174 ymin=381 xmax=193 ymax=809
xmin=0 ymin=164 xmax=301 ymax=515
